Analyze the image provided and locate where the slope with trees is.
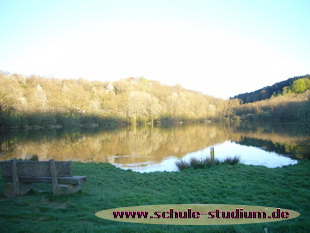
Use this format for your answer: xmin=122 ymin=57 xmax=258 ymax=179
xmin=231 ymin=75 xmax=310 ymax=103
xmin=229 ymin=75 xmax=310 ymax=131
xmin=0 ymin=72 xmax=228 ymax=129
xmin=1 ymin=72 xmax=309 ymax=130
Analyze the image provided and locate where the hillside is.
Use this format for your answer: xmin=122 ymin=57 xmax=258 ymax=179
xmin=1 ymin=72 xmax=309 ymax=130
xmin=228 ymin=88 xmax=310 ymax=133
xmin=0 ymin=72 xmax=227 ymax=129
xmin=231 ymin=75 xmax=310 ymax=103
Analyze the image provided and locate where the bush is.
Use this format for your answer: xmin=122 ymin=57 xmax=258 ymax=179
xmin=16 ymin=154 xmax=39 ymax=161
xmin=176 ymin=156 xmax=240 ymax=171
xmin=223 ymin=156 xmax=240 ymax=165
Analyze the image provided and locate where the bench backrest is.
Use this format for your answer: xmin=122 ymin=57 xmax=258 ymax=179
xmin=0 ymin=160 xmax=72 ymax=178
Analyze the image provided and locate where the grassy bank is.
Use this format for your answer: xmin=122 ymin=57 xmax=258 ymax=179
xmin=0 ymin=161 xmax=309 ymax=233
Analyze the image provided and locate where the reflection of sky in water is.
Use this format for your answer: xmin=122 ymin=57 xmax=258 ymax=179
xmin=114 ymin=141 xmax=298 ymax=173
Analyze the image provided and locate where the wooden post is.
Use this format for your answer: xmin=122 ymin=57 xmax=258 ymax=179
xmin=210 ymin=147 xmax=215 ymax=160
xmin=11 ymin=159 xmax=21 ymax=196
xmin=49 ymin=159 xmax=59 ymax=195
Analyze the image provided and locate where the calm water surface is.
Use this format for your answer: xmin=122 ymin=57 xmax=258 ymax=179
xmin=0 ymin=122 xmax=308 ymax=172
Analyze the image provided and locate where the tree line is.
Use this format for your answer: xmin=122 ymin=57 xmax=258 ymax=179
xmin=231 ymin=75 xmax=310 ymax=103
xmin=228 ymin=92 xmax=310 ymax=134
xmin=0 ymin=72 xmax=309 ymax=130
xmin=0 ymin=72 xmax=228 ymax=129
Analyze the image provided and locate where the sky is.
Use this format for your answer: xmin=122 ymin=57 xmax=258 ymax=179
xmin=0 ymin=0 xmax=309 ymax=99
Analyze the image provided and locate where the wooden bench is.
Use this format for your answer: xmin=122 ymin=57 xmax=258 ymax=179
xmin=0 ymin=159 xmax=87 ymax=197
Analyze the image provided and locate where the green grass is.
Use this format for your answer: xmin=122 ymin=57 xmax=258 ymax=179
xmin=0 ymin=161 xmax=309 ymax=233
xmin=176 ymin=156 xmax=240 ymax=170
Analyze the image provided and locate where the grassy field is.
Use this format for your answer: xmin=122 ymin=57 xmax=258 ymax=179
xmin=0 ymin=160 xmax=309 ymax=233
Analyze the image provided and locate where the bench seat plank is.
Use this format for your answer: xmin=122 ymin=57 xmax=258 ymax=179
xmin=4 ymin=176 xmax=87 ymax=185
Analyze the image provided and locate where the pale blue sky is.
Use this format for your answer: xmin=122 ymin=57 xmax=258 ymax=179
xmin=0 ymin=0 xmax=309 ymax=98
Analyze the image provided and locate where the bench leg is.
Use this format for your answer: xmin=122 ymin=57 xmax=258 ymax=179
xmin=49 ymin=159 xmax=82 ymax=195
xmin=4 ymin=183 xmax=33 ymax=198
xmin=11 ymin=159 xmax=21 ymax=196
xmin=53 ymin=184 xmax=82 ymax=195
xmin=49 ymin=159 xmax=59 ymax=195
xmin=71 ymin=184 xmax=82 ymax=193
xmin=4 ymin=183 xmax=82 ymax=197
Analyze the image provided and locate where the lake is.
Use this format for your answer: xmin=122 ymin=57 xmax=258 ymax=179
xmin=0 ymin=122 xmax=308 ymax=172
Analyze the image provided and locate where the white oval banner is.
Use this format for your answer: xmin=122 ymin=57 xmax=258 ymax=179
xmin=95 ymin=204 xmax=300 ymax=225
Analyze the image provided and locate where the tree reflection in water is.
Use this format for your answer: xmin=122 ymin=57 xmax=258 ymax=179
xmin=0 ymin=123 xmax=308 ymax=171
